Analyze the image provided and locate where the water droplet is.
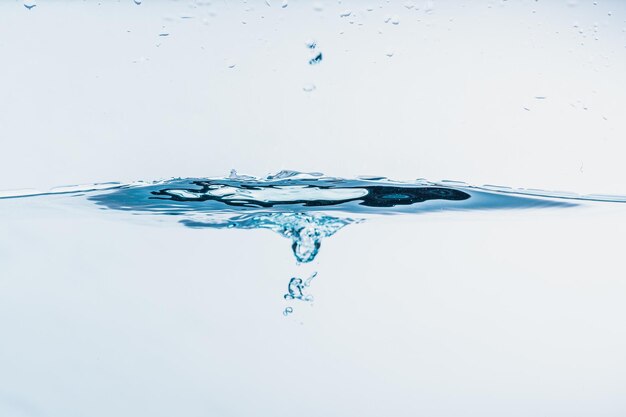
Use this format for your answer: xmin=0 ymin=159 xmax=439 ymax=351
xmin=283 ymin=307 xmax=294 ymax=316
xmin=313 ymin=2 xmax=323 ymax=12
xmin=264 ymin=0 xmax=271 ymax=6
xmin=404 ymin=1 xmax=415 ymax=9
xmin=281 ymin=0 xmax=288 ymax=8
xmin=308 ymin=52 xmax=323 ymax=65
xmin=391 ymin=15 xmax=400 ymax=25
xmin=339 ymin=10 xmax=351 ymax=17
xmin=384 ymin=15 xmax=391 ymax=23
xmin=23 ymin=0 xmax=36 ymax=10
xmin=305 ymin=39 xmax=317 ymax=49
xmin=133 ymin=0 xmax=141 ymax=4
xmin=302 ymin=83 xmax=316 ymax=92
xmin=385 ymin=49 xmax=394 ymax=57
xmin=158 ymin=33 xmax=170 ymax=37
xmin=534 ymin=96 xmax=547 ymax=100
xmin=227 ymin=62 xmax=236 ymax=69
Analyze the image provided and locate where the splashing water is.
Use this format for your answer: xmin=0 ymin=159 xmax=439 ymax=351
xmin=4 ymin=170 xmax=624 ymax=265
xmin=2 ymin=170 xmax=626 ymax=307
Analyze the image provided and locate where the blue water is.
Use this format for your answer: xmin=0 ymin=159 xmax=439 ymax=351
xmin=3 ymin=169 xmax=625 ymax=312
xmin=4 ymin=169 xmax=625 ymax=265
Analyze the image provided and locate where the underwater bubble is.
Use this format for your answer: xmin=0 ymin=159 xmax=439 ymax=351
xmin=284 ymin=278 xmax=304 ymax=300
xmin=24 ymin=0 xmax=36 ymax=9
xmin=308 ymin=52 xmax=323 ymax=65
xmin=284 ymin=272 xmax=317 ymax=301
xmin=283 ymin=307 xmax=294 ymax=316
xmin=302 ymin=83 xmax=316 ymax=92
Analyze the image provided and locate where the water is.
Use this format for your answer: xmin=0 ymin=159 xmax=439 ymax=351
xmin=3 ymin=173 xmax=626 ymax=416
xmin=2 ymin=170 xmax=625 ymax=304
xmin=3 ymin=0 xmax=626 ymax=416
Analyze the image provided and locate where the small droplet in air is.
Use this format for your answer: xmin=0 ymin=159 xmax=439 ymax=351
xmin=158 ymin=33 xmax=170 ymax=37
xmin=227 ymin=62 xmax=236 ymax=69
xmin=308 ymin=52 xmax=323 ymax=65
xmin=339 ymin=10 xmax=351 ymax=17
xmin=305 ymin=39 xmax=317 ymax=49
xmin=283 ymin=307 xmax=294 ymax=316
xmin=281 ymin=0 xmax=288 ymax=8
xmin=23 ymin=0 xmax=36 ymax=9
xmin=265 ymin=0 xmax=271 ymax=6
xmin=303 ymin=83 xmax=316 ymax=92
xmin=385 ymin=49 xmax=394 ymax=57
xmin=391 ymin=15 xmax=400 ymax=25
xmin=133 ymin=0 xmax=141 ymax=4
xmin=313 ymin=3 xmax=323 ymax=12
xmin=384 ymin=15 xmax=391 ymax=23
xmin=534 ymin=96 xmax=547 ymax=99
xmin=404 ymin=1 xmax=415 ymax=9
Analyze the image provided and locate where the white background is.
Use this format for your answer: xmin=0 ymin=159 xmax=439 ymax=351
xmin=1 ymin=0 xmax=625 ymax=194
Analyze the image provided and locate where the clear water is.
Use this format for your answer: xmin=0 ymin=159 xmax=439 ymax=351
xmin=3 ymin=0 xmax=626 ymax=416
xmin=3 ymin=172 xmax=626 ymax=416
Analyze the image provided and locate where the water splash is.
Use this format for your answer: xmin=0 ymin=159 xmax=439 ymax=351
xmin=4 ymin=170 xmax=625 ymax=265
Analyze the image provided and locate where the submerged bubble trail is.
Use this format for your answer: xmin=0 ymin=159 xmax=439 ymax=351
xmin=284 ymin=272 xmax=317 ymax=301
